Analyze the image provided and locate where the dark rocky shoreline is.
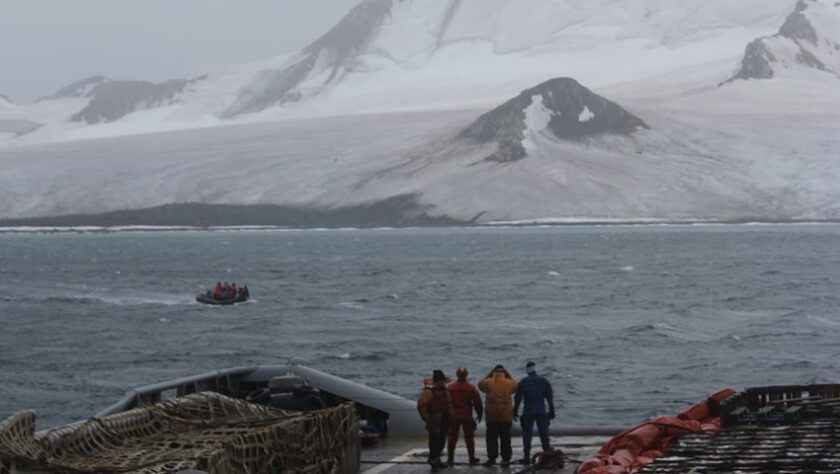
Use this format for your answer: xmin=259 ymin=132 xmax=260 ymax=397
xmin=0 ymin=203 xmax=836 ymax=231
xmin=0 ymin=196 xmax=462 ymax=229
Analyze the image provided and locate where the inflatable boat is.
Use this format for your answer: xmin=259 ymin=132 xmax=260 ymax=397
xmin=195 ymin=294 xmax=248 ymax=306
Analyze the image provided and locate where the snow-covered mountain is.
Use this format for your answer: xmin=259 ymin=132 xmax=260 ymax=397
xmin=1 ymin=0 xmax=839 ymax=224
xmin=0 ymin=93 xmax=12 ymax=107
xmin=0 ymin=0 xmax=797 ymax=143
xmin=0 ymin=55 xmax=294 ymax=143
xmin=729 ymin=0 xmax=840 ymax=81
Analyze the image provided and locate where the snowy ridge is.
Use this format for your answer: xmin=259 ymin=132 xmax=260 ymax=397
xmin=44 ymin=76 xmax=111 ymax=100
xmin=729 ymin=0 xmax=840 ymax=81
xmin=0 ymin=93 xmax=13 ymax=107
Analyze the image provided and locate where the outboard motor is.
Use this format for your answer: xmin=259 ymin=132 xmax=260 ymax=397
xmin=245 ymin=375 xmax=325 ymax=411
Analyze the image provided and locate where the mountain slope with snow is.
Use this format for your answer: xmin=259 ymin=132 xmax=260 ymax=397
xmin=220 ymin=0 xmax=798 ymax=118
xmin=729 ymin=0 xmax=840 ymax=81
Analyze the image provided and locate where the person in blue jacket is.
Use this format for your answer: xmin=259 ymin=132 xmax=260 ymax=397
xmin=513 ymin=361 xmax=555 ymax=465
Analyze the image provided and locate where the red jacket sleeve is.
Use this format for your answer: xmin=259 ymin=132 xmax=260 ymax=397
xmin=472 ymin=386 xmax=483 ymax=413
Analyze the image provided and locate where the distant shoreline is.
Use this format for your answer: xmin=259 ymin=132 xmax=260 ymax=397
xmin=0 ymin=200 xmax=837 ymax=232
xmin=1 ymin=219 xmax=838 ymax=234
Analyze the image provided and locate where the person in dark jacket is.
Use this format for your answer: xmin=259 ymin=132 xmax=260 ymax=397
xmin=446 ymin=366 xmax=483 ymax=466
xmin=513 ymin=361 xmax=555 ymax=464
xmin=417 ymin=370 xmax=450 ymax=472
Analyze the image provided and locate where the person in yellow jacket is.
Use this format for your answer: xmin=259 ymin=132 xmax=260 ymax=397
xmin=478 ymin=364 xmax=518 ymax=467
xmin=417 ymin=370 xmax=451 ymax=472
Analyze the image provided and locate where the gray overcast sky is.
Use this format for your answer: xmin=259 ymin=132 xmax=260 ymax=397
xmin=0 ymin=0 xmax=356 ymax=103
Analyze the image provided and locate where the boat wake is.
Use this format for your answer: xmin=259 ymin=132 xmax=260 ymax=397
xmin=34 ymin=292 xmax=195 ymax=306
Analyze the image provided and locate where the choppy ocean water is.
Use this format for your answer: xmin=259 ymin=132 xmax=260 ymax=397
xmin=1 ymin=225 xmax=838 ymax=430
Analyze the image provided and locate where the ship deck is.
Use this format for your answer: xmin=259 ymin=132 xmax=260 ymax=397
xmin=640 ymin=418 xmax=840 ymax=473
xmin=360 ymin=435 xmax=607 ymax=473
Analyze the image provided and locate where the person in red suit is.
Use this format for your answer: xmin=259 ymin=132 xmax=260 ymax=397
xmin=446 ymin=366 xmax=483 ymax=466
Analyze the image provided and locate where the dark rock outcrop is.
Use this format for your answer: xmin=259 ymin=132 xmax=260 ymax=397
xmin=731 ymin=40 xmax=778 ymax=80
xmin=42 ymin=75 xmax=200 ymax=123
xmin=779 ymin=1 xmax=818 ymax=45
xmin=70 ymin=79 xmax=190 ymax=124
xmin=225 ymin=0 xmax=394 ymax=116
xmin=728 ymin=0 xmax=835 ymax=82
xmin=461 ymin=78 xmax=647 ymax=162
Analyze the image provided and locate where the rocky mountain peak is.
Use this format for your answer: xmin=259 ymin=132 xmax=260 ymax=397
xmin=779 ymin=0 xmax=819 ymax=45
xmin=728 ymin=0 xmax=840 ymax=82
xmin=461 ymin=78 xmax=647 ymax=162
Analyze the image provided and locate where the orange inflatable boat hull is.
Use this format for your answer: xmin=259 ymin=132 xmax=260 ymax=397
xmin=577 ymin=388 xmax=735 ymax=474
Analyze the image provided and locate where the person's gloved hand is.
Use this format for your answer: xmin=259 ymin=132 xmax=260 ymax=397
xmin=549 ymin=408 xmax=556 ymax=420
xmin=476 ymin=412 xmax=483 ymax=424
xmin=513 ymin=410 xmax=519 ymax=422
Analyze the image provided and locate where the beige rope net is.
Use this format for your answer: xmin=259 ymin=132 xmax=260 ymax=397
xmin=0 ymin=392 xmax=358 ymax=474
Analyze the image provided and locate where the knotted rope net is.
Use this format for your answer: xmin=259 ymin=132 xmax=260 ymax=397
xmin=0 ymin=392 xmax=358 ymax=474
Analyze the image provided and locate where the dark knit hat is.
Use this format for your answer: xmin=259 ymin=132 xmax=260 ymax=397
xmin=433 ymin=370 xmax=446 ymax=382
xmin=493 ymin=364 xmax=505 ymax=372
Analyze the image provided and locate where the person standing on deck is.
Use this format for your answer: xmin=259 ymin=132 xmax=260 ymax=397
xmin=446 ymin=366 xmax=483 ymax=466
xmin=514 ymin=361 xmax=556 ymax=465
xmin=417 ymin=370 xmax=451 ymax=472
xmin=478 ymin=365 xmax=518 ymax=467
